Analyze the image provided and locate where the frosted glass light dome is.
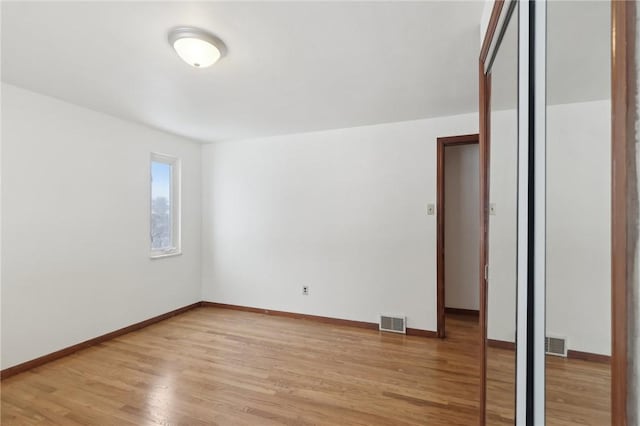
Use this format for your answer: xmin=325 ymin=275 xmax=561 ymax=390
xmin=168 ymin=27 xmax=226 ymax=68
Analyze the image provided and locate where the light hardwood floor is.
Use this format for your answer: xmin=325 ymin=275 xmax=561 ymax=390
xmin=546 ymin=353 xmax=610 ymax=426
xmin=1 ymin=307 xmax=610 ymax=425
xmin=485 ymin=346 xmax=611 ymax=426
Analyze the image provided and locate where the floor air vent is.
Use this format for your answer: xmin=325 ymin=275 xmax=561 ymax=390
xmin=545 ymin=336 xmax=567 ymax=357
xmin=379 ymin=315 xmax=406 ymax=334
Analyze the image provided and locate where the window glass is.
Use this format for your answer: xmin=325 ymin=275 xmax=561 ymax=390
xmin=151 ymin=161 xmax=173 ymax=250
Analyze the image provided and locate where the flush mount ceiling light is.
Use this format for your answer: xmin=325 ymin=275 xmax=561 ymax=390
xmin=168 ymin=27 xmax=226 ymax=68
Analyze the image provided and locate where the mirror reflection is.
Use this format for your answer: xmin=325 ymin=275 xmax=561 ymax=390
xmin=486 ymin=3 xmax=518 ymax=425
xmin=546 ymin=1 xmax=611 ymax=424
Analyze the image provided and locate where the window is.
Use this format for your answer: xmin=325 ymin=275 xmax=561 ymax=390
xmin=150 ymin=153 xmax=181 ymax=258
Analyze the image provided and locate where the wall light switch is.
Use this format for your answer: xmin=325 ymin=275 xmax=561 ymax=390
xmin=426 ymin=204 xmax=435 ymax=216
xmin=489 ymin=203 xmax=496 ymax=216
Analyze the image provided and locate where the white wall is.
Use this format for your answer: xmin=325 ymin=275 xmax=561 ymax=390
xmin=444 ymin=144 xmax=480 ymax=310
xmin=546 ymin=99 xmax=611 ymax=355
xmin=487 ymin=107 xmax=518 ymax=343
xmin=487 ymin=99 xmax=611 ymax=356
xmin=0 ymin=83 xmax=611 ymax=368
xmin=201 ymin=114 xmax=479 ymax=331
xmin=1 ymin=83 xmax=202 ymax=369
xmin=201 ymin=100 xmax=609 ymax=347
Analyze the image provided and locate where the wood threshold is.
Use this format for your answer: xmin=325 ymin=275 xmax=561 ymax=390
xmin=445 ymin=307 xmax=480 ymax=318
xmin=0 ymin=302 xmax=202 ymax=380
xmin=406 ymin=328 xmax=438 ymax=338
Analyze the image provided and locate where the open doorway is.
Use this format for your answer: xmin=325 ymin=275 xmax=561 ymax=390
xmin=436 ymin=134 xmax=480 ymax=338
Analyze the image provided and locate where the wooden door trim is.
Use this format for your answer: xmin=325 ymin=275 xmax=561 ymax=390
xmin=436 ymin=133 xmax=479 ymax=339
xmin=611 ymin=1 xmax=635 ymax=425
xmin=478 ymin=2 xmax=505 ymax=425
xmin=478 ymin=0 xmax=504 ymax=426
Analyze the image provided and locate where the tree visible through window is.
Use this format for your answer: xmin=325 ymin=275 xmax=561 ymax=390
xmin=151 ymin=161 xmax=172 ymax=249
xmin=150 ymin=153 xmax=180 ymax=256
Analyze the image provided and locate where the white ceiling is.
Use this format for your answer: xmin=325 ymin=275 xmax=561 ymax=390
xmin=2 ymin=1 xmax=484 ymax=143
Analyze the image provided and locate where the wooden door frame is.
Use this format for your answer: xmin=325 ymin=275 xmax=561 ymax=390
xmin=479 ymin=3 xmax=504 ymax=424
xmin=436 ymin=133 xmax=480 ymax=339
xmin=611 ymin=2 xmax=635 ymax=425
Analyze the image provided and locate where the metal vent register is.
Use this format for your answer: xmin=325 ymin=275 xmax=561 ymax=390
xmin=379 ymin=315 xmax=406 ymax=334
xmin=545 ymin=336 xmax=567 ymax=357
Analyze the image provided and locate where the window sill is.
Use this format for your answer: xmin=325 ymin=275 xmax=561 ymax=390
xmin=150 ymin=251 xmax=182 ymax=260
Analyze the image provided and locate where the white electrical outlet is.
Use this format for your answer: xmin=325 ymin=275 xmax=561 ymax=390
xmin=302 ymin=285 xmax=309 ymax=296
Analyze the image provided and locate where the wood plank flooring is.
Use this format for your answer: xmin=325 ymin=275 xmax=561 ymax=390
xmin=1 ymin=307 xmax=610 ymax=425
xmin=546 ymin=353 xmax=610 ymax=425
xmin=485 ymin=346 xmax=611 ymax=426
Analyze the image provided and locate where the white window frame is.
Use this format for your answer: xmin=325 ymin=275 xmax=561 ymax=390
xmin=150 ymin=152 xmax=182 ymax=259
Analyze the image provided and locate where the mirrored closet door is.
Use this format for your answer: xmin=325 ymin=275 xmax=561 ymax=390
xmin=545 ymin=1 xmax=612 ymax=424
xmin=481 ymin=1 xmax=518 ymax=424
